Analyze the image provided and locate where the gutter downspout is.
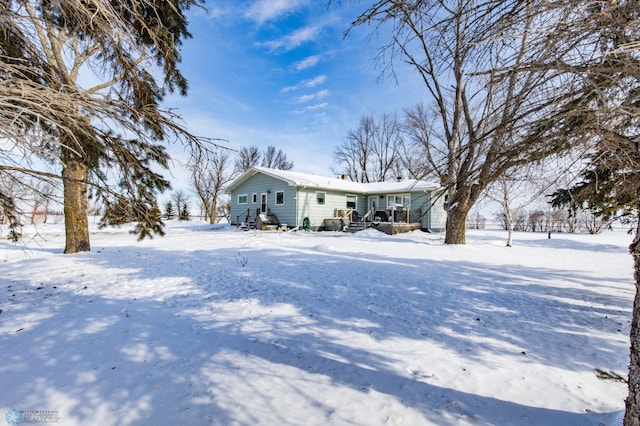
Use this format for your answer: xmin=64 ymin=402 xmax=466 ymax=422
xmin=287 ymin=182 xmax=300 ymax=228
xmin=298 ymin=184 xmax=308 ymax=229
xmin=424 ymin=189 xmax=430 ymax=230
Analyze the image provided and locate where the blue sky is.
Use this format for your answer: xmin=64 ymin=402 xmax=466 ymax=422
xmin=165 ymin=0 xmax=426 ymax=180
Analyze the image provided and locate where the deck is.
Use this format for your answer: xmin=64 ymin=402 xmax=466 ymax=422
xmin=323 ymin=217 xmax=423 ymax=235
xmin=370 ymin=222 xmax=422 ymax=235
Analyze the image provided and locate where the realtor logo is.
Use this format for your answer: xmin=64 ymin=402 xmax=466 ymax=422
xmin=5 ymin=410 xmax=22 ymax=425
xmin=4 ymin=410 xmax=59 ymax=424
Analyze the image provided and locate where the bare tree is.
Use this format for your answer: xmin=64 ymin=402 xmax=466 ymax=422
xmin=0 ymin=0 xmax=205 ymax=252
xmin=191 ymin=150 xmax=232 ymax=224
xmin=333 ymin=115 xmax=374 ymax=182
xmin=350 ymin=0 xmax=571 ymax=244
xmin=351 ymin=0 xmax=640 ymax=418
xmin=235 ymin=145 xmax=294 ymax=174
xmin=171 ymin=191 xmax=190 ymax=219
xmin=466 ymin=208 xmax=486 ymax=230
xmin=373 ymin=112 xmax=403 ymax=180
xmin=397 ymin=120 xmax=434 ymax=180
xmin=261 ymin=146 xmax=294 ymax=170
xmin=235 ymin=146 xmax=262 ymax=174
xmin=486 ymin=171 xmax=543 ymax=247
xmin=527 ymin=210 xmax=545 ymax=233
xmin=217 ymin=197 xmax=231 ymax=223
xmin=400 ymin=0 xmax=640 ymax=420
xmin=333 ymin=112 xmax=402 ymax=182
xmin=486 ymin=159 xmax=572 ymax=245
xmin=489 ymin=1 xmax=639 ymax=416
xmin=30 ymin=182 xmax=58 ymax=225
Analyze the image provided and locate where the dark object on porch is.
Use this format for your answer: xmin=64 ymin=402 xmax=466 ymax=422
xmin=373 ymin=210 xmax=388 ymax=222
xmin=391 ymin=206 xmax=404 ymax=222
xmin=256 ymin=213 xmax=280 ymax=230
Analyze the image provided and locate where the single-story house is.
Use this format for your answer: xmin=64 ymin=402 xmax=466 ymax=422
xmin=225 ymin=166 xmax=446 ymax=233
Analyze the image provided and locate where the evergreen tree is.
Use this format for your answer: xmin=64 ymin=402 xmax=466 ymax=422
xmin=552 ymin=147 xmax=639 ymax=224
xmin=179 ymin=203 xmax=190 ymax=221
xmin=164 ymin=201 xmax=175 ymax=220
xmin=0 ymin=0 xmax=202 ymax=253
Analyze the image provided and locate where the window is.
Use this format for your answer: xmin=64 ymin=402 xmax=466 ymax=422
xmin=346 ymin=194 xmax=356 ymax=209
xmin=275 ymin=191 xmax=284 ymax=205
xmin=252 ymin=193 xmax=257 ymax=203
xmin=316 ymin=192 xmax=326 ymax=205
xmin=237 ymin=194 xmax=248 ymax=205
xmin=387 ymin=194 xmax=410 ymax=209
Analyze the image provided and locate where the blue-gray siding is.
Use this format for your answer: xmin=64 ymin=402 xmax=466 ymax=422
xmin=229 ymin=173 xmax=297 ymax=226
xmin=228 ymin=172 xmax=446 ymax=231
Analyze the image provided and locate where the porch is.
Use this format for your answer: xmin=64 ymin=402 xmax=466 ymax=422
xmin=323 ymin=207 xmax=424 ymax=235
xmin=237 ymin=208 xmax=282 ymax=231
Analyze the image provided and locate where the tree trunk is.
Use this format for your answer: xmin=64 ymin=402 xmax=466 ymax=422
xmin=210 ymin=198 xmax=218 ymax=224
xmin=626 ymin=208 xmax=640 ymax=426
xmin=444 ymin=204 xmax=469 ymax=244
xmin=501 ymin=178 xmax=514 ymax=247
xmin=505 ymin=208 xmax=514 ymax=248
xmin=62 ymin=156 xmax=90 ymax=254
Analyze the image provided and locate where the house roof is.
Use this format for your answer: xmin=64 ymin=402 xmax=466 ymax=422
xmin=226 ymin=167 xmax=441 ymax=195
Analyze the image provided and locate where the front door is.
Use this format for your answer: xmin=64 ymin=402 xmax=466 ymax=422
xmin=261 ymin=193 xmax=267 ymax=214
xmin=368 ymin=196 xmax=377 ymax=212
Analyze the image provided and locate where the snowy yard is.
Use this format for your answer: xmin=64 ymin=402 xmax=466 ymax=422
xmin=0 ymin=221 xmax=635 ymax=425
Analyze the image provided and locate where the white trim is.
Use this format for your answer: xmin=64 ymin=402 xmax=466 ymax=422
xmin=387 ymin=193 xmax=411 ymax=210
xmin=252 ymin=193 xmax=257 ymax=204
xmin=345 ymin=194 xmax=357 ymax=210
xmin=260 ymin=193 xmax=268 ymax=213
xmin=237 ymin=194 xmax=248 ymax=205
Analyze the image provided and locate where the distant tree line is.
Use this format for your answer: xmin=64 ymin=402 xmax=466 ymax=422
xmin=468 ymin=209 xmax=615 ymax=235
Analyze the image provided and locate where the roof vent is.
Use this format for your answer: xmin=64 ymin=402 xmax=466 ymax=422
xmin=396 ymin=176 xmax=402 ymax=182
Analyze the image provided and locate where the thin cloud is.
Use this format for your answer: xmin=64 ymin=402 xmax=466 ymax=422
xmin=259 ymin=25 xmax=321 ymax=51
xmin=245 ymin=0 xmax=309 ymax=25
xmin=303 ymin=75 xmax=327 ymax=88
xmin=281 ymin=75 xmax=327 ymax=93
xmin=295 ymin=55 xmax=320 ymax=71
xmin=292 ymin=102 xmax=329 ymax=114
xmin=295 ymin=90 xmax=329 ymax=104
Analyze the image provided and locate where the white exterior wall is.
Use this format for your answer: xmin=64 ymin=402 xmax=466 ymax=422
xmin=296 ymin=189 xmax=362 ymax=230
xmin=428 ymin=190 xmax=447 ymax=231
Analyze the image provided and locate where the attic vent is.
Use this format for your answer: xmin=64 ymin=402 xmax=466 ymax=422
xmin=396 ymin=176 xmax=402 ymax=182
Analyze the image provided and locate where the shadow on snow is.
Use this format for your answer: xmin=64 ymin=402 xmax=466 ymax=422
xmin=0 ymin=235 xmax=630 ymax=425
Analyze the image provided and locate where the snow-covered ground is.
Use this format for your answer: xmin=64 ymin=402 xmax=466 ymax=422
xmin=0 ymin=221 xmax=634 ymax=425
